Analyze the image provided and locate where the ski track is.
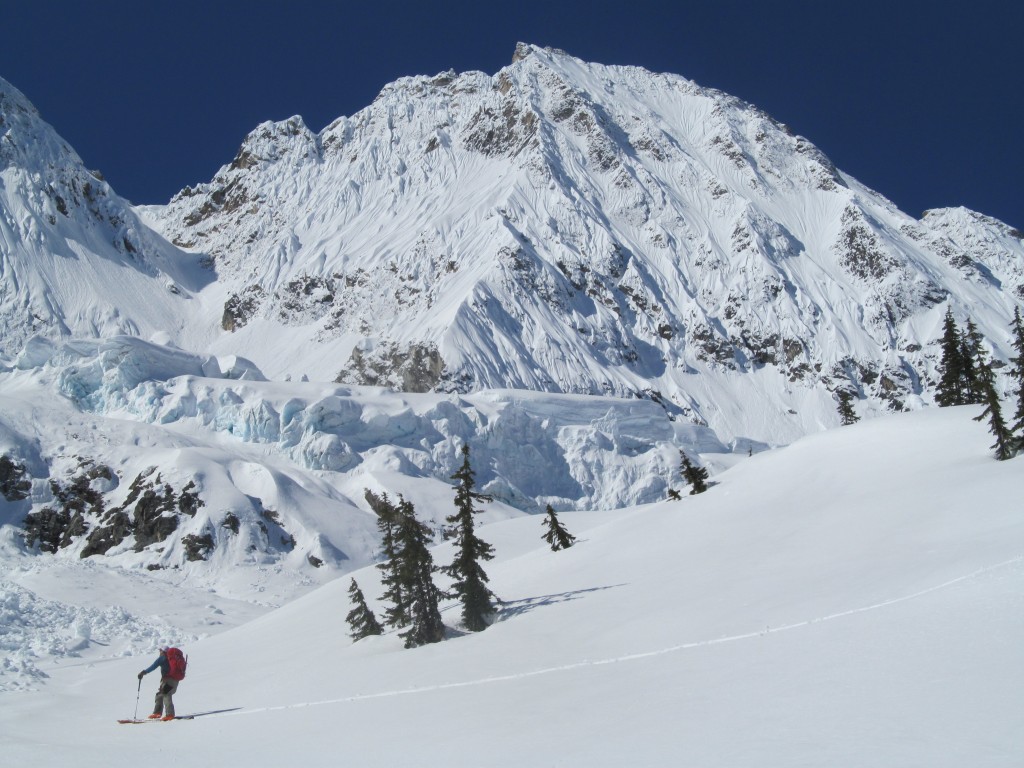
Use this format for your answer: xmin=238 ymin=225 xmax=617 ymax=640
xmin=213 ymin=555 xmax=1022 ymax=720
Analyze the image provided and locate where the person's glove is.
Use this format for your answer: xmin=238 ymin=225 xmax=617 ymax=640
xmin=137 ymin=672 xmax=144 ymax=680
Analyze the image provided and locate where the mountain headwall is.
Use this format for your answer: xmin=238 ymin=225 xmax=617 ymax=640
xmin=3 ymin=49 xmax=1021 ymax=446
xmin=138 ymin=44 xmax=1022 ymax=442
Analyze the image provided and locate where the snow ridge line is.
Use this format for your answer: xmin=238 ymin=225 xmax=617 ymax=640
xmin=218 ymin=555 xmax=1023 ymax=719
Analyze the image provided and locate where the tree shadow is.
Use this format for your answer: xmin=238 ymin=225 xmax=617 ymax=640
xmin=492 ymin=584 xmax=625 ymax=622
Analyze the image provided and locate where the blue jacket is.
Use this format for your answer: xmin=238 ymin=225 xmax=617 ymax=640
xmin=142 ymin=652 xmax=169 ymax=677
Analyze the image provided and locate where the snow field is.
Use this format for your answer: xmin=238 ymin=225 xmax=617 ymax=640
xmin=1 ymin=406 xmax=1021 ymax=766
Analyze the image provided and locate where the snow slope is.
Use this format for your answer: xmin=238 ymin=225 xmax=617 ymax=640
xmin=1 ymin=407 xmax=1020 ymax=766
xmin=0 ymin=78 xmax=214 ymax=357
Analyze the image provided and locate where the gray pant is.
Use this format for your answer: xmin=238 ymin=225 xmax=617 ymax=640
xmin=152 ymin=677 xmax=178 ymax=717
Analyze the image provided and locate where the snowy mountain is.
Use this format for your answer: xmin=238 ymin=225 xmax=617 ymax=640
xmin=0 ymin=78 xmax=214 ymax=357
xmin=2 ymin=407 xmax=1021 ymax=766
xmin=5 ymin=46 xmax=1020 ymax=446
xmin=138 ymin=42 xmax=1023 ymax=443
xmin=0 ymin=45 xmax=1021 ymax=595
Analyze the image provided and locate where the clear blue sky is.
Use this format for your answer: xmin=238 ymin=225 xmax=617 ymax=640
xmin=3 ymin=0 xmax=1021 ymax=226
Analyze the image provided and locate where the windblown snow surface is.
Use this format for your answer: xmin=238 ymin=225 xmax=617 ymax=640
xmin=0 ymin=405 xmax=1020 ymax=767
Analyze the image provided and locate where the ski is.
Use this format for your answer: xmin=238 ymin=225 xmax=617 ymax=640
xmin=116 ymin=707 xmax=239 ymax=724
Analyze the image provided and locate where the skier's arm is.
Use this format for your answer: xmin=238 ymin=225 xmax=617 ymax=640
xmin=138 ymin=657 xmax=162 ymax=678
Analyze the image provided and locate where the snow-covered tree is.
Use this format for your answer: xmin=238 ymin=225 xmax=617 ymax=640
xmin=443 ymin=444 xmax=496 ymax=632
xmin=936 ymin=309 xmax=991 ymax=408
xmin=936 ymin=308 xmax=970 ymax=406
xmin=395 ymin=495 xmax=446 ymax=648
xmin=961 ymin=318 xmax=985 ymax=405
xmin=366 ymin=486 xmax=450 ymax=647
xmin=1008 ymin=307 xmax=1024 ymax=455
xmin=345 ymin=578 xmax=383 ymax=641
xmin=541 ymin=504 xmax=576 ymax=551
xmin=680 ymin=451 xmax=709 ymax=495
xmin=970 ymin=338 xmax=1014 ymax=461
xmin=835 ymin=388 xmax=860 ymax=425
xmin=366 ymin=489 xmax=410 ymax=629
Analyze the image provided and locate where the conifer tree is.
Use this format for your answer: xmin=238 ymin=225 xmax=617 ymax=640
xmin=936 ymin=307 xmax=967 ymax=406
xmin=971 ymin=337 xmax=1015 ymax=461
xmin=960 ymin=318 xmax=985 ymax=405
xmin=835 ymin=388 xmax=860 ymax=425
xmin=541 ymin=504 xmax=576 ymax=551
xmin=680 ymin=450 xmax=709 ymax=495
xmin=345 ymin=578 xmax=383 ymax=641
xmin=1008 ymin=307 xmax=1024 ymax=455
xmin=442 ymin=444 xmax=497 ymax=632
xmin=394 ymin=496 xmax=446 ymax=648
xmin=366 ymin=489 xmax=410 ymax=629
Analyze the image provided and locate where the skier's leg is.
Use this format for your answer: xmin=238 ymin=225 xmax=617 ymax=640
xmin=164 ymin=679 xmax=178 ymax=718
xmin=152 ymin=683 xmax=164 ymax=716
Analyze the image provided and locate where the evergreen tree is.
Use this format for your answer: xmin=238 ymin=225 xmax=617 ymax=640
xmin=345 ymin=578 xmax=383 ymax=641
xmin=835 ymin=388 xmax=860 ymax=425
xmin=960 ymin=318 xmax=985 ymax=405
xmin=1008 ymin=307 xmax=1024 ymax=455
xmin=366 ymin=489 xmax=410 ymax=629
xmin=971 ymin=338 xmax=1015 ymax=461
xmin=936 ymin=307 xmax=967 ymax=406
xmin=442 ymin=444 xmax=497 ymax=632
xmin=680 ymin=451 xmax=709 ymax=495
xmin=541 ymin=504 xmax=576 ymax=551
xmin=394 ymin=495 xmax=446 ymax=648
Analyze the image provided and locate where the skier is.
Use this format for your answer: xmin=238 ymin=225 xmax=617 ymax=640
xmin=137 ymin=646 xmax=184 ymax=720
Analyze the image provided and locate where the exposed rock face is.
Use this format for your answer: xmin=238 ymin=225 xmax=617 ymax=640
xmin=23 ymin=504 xmax=88 ymax=554
xmin=341 ymin=342 xmax=445 ymax=392
xmin=462 ymin=99 xmax=539 ymax=158
xmin=18 ymin=461 xmax=210 ymax=561
xmin=23 ymin=462 xmax=112 ymax=554
xmin=182 ymin=531 xmax=215 ymax=561
xmin=222 ymin=286 xmax=266 ymax=331
xmin=79 ymin=468 xmax=196 ymax=557
xmin=12 ymin=435 xmax=319 ymax=573
xmin=0 ymin=456 xmax=32 ymax=502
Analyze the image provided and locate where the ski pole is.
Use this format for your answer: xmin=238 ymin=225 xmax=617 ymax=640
xmin=133 ymin=676 xmax=142 ymax=721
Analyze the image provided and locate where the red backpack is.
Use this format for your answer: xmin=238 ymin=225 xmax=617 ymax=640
xmin=166 ymin=647 xmax=187 ymax=681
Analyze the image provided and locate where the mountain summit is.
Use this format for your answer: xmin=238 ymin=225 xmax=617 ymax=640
xmin=135 ymin=43 xmax=1020 ymax=443
xmin=0 ymin=77 xmax=213 ymax=358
